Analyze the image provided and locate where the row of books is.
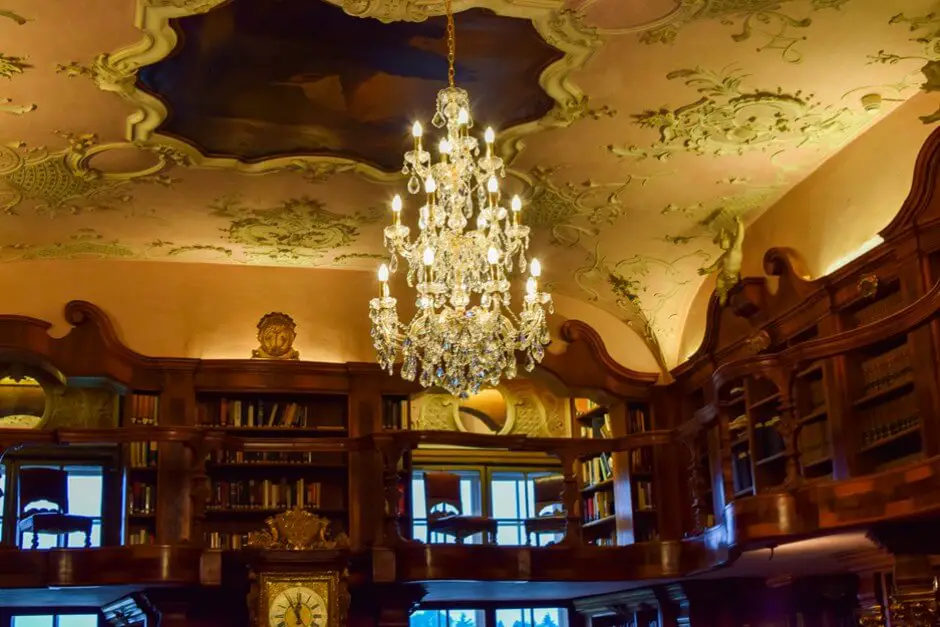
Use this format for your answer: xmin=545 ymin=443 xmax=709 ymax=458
xmin=128 ymin=482 xmax=156 ymax=515
xmin=628 ymin=448 xmax=653 ymax=474
xmin=207 ymin=479 xmax=324 ymax=511
xmin=205 ymin=450 xmax=340 ymax=465
xmin=205 ymin=531 xmax=250 ymax=550
xmin=634 ymin=480 xmax=654 ymax=511
xmin=382 ymin=397 xmax=411 ymax=430
xmin=860 ymin=344 xmax=911 ymax=392
xmin=127 ymin=529 xmax=154 ymax=545
xmin=858 ymin=392 xmax=917 ymax=445
xmin=627 ymin=407 xmax=650 ymax=434
xmin=582 ymin=454 xmax=613 ymax=485
xmin=127 ymin=394 xmax=160 ymax=424
xmin=593 ymin=535 xmax=616 ymax=547
xmin=128 ymin=439 xmax=158 ymax=468
xmin=199 ymin=398 xmax=346 ymax=429
xmin=583 ymin=490 xmax=614 ymax=522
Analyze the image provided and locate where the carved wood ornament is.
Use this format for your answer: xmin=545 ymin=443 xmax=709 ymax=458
xmin=252 ymin=312 xmax=300 ymax=360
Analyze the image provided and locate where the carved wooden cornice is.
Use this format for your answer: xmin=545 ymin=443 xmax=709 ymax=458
xmin=675 ymin=126 xmax=940 ymax=384
xmin=881 ymin=126 xmax=940 ymax=239
xmin=0 ymin=302 xmax=655 ymax=400
xmin=712 ymin=276 xmax=940 ymax=389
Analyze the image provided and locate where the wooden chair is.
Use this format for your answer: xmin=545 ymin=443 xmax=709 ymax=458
xmin=523 ymin=474 xmax=566 ymax=546
xmin=17 ymin=467 xmax=93 ymax=549
xmin=423 ymin=471 xmax=497 ymax=544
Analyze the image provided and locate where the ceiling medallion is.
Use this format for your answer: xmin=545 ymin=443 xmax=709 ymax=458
xmin=369 ymin=0 xmax=553 ymax=398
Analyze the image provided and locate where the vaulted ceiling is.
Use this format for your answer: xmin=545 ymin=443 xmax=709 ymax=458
xmin=1 ymin=0 xmax=938 ymax=370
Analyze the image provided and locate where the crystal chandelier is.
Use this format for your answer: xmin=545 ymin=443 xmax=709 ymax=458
xmin=368 ymin=0 xmax=552 ymax=398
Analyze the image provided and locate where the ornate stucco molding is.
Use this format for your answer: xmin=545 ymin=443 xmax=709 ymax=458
xmin=60 ymin=0 xmax=602 ymax=182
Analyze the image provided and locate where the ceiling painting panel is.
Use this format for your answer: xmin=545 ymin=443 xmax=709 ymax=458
xmin=0 ymin=0 xmax=938 ymax=371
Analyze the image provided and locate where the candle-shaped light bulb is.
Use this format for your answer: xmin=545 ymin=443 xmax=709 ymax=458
xmin=412 ymin=121 xmax=423 ymax=138
xmin=530 ymin=258 xmax=542 ymax=278
xmin=425 ymin=176 xmax=437 ymax=194
xmin=457 ymin=108 xmax=469 ymax=125
xmin=378 ymin=264 xmax=389 ymax=282
xmin=526 ymin=276 xmax=538 ymax=296
xmin=391 ymin=195 xmax=402 ymax=213
xmin=511 ymin=195 xmax=522 ymax=213
xmin=423 ymin=247 xmax=435 ymax=266
xmin=486 ymin=176 xmax=499 ymax=194
xmin=484 ymin=127 xmax=495 ymax=144
xmin=439 ymin=138 xmax=451 ymax=155
xmin=487 ymin=246 xmax=500 ymax=265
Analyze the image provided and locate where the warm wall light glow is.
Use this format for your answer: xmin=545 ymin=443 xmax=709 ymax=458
xmin=824 ymin=235 xmax=884 ymax=275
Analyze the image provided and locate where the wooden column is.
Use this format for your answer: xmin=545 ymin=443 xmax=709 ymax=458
xmin=156 ymin=365 xmax=196 ymax=544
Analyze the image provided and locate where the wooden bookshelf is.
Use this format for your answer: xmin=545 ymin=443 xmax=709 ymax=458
xmin=574 ymin=400 xmax=616 ymax=546
xmin=845 ymin=332 xmax=922 ymax=474
xmin=197 ymin=393 xmax=349 ymax=550
xmin=719 ymin=380 xmax=753 ymax=499
xmin=123 ymin=392 xmax=159 ymax=546
xmin=625 ymin=402 xmax=658 ymax=543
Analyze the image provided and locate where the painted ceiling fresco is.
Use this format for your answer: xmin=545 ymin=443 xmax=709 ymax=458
xmin=0 ymin=0 xmax=939 ymax=370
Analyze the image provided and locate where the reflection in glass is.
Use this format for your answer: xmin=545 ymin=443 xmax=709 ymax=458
xmin=0 ymin=376 xmax=45 ymax=429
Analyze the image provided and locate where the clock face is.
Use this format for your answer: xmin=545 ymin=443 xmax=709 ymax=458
xmin=268 ymin=586 xmax=327 ymax=627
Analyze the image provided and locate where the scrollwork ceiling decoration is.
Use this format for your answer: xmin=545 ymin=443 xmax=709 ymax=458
xmin=871 ymin=11 xmax=940 ymax=124
xmin=631 ymin=0 xmax=851 ymax=64
xmin=208 ymin=195 xmax=384 ymax=266
xmin=0 ymin=8 xmax=35 ymax=114
xmin=608 ymin=66 xmax=866 ymax=162
xmin=0 ymin=0 xmax=933 ymax=368
xmin=0 ymin=132 xmax=179 ymax=217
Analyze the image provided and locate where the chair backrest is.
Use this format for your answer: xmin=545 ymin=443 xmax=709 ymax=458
xmin=18 ymin=467 xmax=68 ymax=514
xmin=423 ymin=471 xmax=463 ymax=518
xmin=533 ymin=475 xmax=564 ymax=517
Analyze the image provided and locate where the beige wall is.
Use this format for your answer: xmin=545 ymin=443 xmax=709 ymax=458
xmin=677 ymin=93 xmax=940 ymax=363
xmin=0 ymin=258 xmax=661 ymax=373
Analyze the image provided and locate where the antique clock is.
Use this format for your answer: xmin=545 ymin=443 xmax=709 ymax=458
xmin=246 ymin=507 xmax=351 ymax=627
xmin=259 ymin=572 xmax=337 ymax=627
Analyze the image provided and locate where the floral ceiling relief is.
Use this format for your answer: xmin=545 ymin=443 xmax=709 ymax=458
xmin=0 ymin=228 xmax=137 ymax=261
xmin=571 ymin=242 xmax=713 ymax=369
xmin=872 ymin=11 xmax=940 ymax=124
xmin=0 ymin=8 xmax=34 ymax=114
xmin=609 ymin=66 xmax=863 ymax=161
xmin=514 ymin=165 xmax=665 ymax=247
xmin=0 ymin=133 xmax=179 ymax=217
xmin=208 ymin=196 xmax=383 ymax=266
xmin=636 ymin=0 xmax=850 ymax=64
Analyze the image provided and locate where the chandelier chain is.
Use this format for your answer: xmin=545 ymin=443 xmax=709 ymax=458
xmin=445 ymin=0 xmax=455 ymax=88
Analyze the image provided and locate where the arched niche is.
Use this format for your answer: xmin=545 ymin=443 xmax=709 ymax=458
xmin=0 ymin=356 xmax=67 ymax=431
xmin=409 ymin=376 xmax=571 ymax=437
